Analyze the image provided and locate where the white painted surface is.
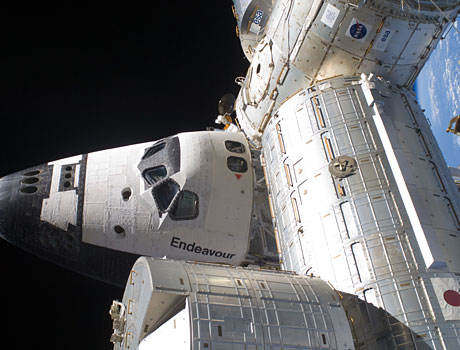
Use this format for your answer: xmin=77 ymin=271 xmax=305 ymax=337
xmin=40 ymin=155 xmax=82 ymax=231
xmin=431 ymin=277 xmax=460 ymax=320
xmin=80 ymin=132 xmax=252 ymax=265
xmin=320 ymin=3 xmax=340 ymax=28
xmin=139 ymin=307 xmax=190 ymax=350
xmin=259 ymin=76 xmax=460 ymax=347
xmin=373 ymin=27 xmax=394 ymax=52
xmin=82 ymin=142 xmax=155 ymax=256
xmin=364 ymin=76 xmax=447 ymax=270
xmin=113 ymin=258 xmax=354 ymax=350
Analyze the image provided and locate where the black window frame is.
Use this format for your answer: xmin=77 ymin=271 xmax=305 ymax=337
xmin=227 ymin=156 xmax=248 ymax=173
xmin=143 ymin=165 xmax=168 ymax=186
xmin=142 ymin=141 xmax=166 ymax=160
xmin=151 ymin=178 xmax=180 ymax=213
xmin=225 ymin=140 xmax=246 ymax=154
xmin=170 ymin=190 xmax=199 ymax=221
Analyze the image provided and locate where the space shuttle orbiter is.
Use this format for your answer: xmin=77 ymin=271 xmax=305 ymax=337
xmin=2 ymin=0 xmax=460 ymax=349
xmin=0 ymin=131 xmax=278 ymax=285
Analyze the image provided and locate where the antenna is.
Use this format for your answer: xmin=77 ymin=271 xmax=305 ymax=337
xmin=218 ymin=93 xmax=236 ymax=116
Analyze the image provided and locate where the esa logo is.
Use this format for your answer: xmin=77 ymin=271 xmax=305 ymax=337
xmin=254 ymin=10 xmax=264 ymax=25
xmin=374 ymin=28 xmax=393 ymax=51
xmin=380 ymin=30 xmax=391 ymax=42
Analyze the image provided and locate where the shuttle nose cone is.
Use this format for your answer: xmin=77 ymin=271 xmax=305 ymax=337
xmin=0 ymin=165 xmax=52 ymax=246
xmin=0 ymin=161 xmax=139 ymax=286
xmin=0 ymin=174 xmax=13 ymax=241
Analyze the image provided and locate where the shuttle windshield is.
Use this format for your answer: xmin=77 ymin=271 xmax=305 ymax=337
xmin=152 ymin=179 xmax=180 ymax=212
xmin=170 ymin=191 xmax=199 ymax=220
xmin=143 ymin=166 xmax=167 ymax=185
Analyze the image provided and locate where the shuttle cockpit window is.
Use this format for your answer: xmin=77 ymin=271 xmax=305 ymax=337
xmin=170 ymin=190 xmax=199 ymax=220
xmin=152 ymin=179 xmax=180 ymax=212
xmin=227 ymin=156 xmax=248 ymax=173
xmin=225 ymin=140 xmax=245 ymax=154
xmin=143 ymin=166 xmax=167 ymax=185
xmin=142 ymin=141 xmax=166 ymax=160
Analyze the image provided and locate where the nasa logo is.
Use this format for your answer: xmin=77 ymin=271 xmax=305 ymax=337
xmin=346 ymin=18 xmax=372 ymax=41
xmin=254 ymin=10 xmax=264 ymax=25
xmin=349 ymin=22 xmax=367 ymax=39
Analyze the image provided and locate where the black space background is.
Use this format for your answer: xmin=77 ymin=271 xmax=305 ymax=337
xmin=0 ymin=2 xmax=248 ymax=349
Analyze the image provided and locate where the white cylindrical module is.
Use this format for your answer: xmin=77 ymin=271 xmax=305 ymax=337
xmin=110 ymin=257 xmax=355 ymax=350
xmin=260 ymin=75 xmax=460 ymax=348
